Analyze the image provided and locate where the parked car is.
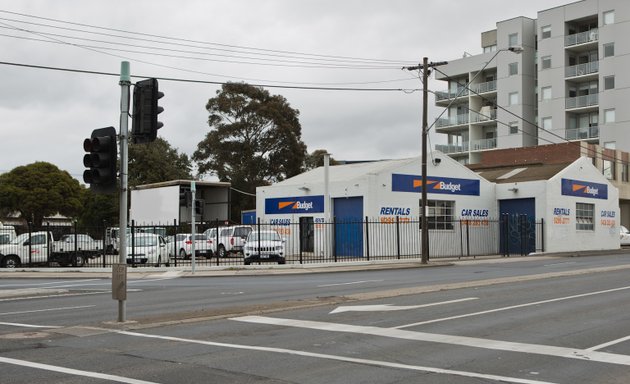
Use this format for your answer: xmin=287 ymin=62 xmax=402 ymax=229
xmin=126 ymin=234 xmax=169 ymax=266
xmin=175 ymin=233 xmax=213 ymax=259
xmin=55 ymin=234 xmax=101 ymax=258
xmin=243 ymin=230 xmax=286 ymax=265
xmin=213 ymin=225 xmax=252 ymax=258
xmin=621 ymin=225 xmax=630 ymax=246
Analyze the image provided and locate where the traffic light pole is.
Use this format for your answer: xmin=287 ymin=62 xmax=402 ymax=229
xmin=117 ymin=61 xmax=131 ymax=322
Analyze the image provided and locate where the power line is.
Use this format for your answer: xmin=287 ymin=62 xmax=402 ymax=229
xmin=0 ymin=60 xmax=420 ymax=92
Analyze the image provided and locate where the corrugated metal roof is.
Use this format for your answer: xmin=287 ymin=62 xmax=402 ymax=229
xmin=475 ymin=163 xmax=571 ymax=183
xmin=274 ymin=157 xmax=419 ymax=186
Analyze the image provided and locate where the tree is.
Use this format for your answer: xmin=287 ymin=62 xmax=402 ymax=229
xmin=128 ymin=137 xmax=192 ymax=187
xmin=304 ymin=149 xmax=339 ymax=170
xmin=194 ymin=83 xmax=307 ymax=220
xmin=0 ymin=162 xmax=83 ymax=227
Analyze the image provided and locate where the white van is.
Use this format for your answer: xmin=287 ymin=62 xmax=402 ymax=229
xmin=0 ymin=222 xmax=17 ymax=245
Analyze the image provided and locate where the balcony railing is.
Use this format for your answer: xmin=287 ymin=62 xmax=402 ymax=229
xmin=470 ymin=138 xmax=497 ymax=151
xmin=565 ymin=126 xmax=599 ymax=140
xmin=436 ymin=114 xmax=469 ymax=128
xmin=565 ymin=28 xmax=598 ymax=47
xmin=565 ymin=93 xmax=598 ymax=109
xmin=435 ymin=143 xmax=469 ymax=154
xmin=565 ymin=61 xmax=599 ymax=78
xmin=470 ymin=109 xmax=496 ymax=123
xmin=470 ymin=80 xmax=497 ymax=94
xmin=435 ymin=89 xmax=469 ymax=102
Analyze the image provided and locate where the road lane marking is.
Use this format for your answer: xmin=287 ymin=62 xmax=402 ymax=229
xmin=0 ymin=279 xmax=102 ymax=288
xmin=0 ymin=305 xmax=95 ymax=316
xmin=317 ymin=280 xmax=383 ymax=288
xmin=587 ymin=335 xmax=630 ymax=352
xmin=116 ymin=329 xmax=558 ymax=384
xmin=0 ymin=322 xmax=61 ymax=328
xmin=330 ymin=297 xmax=478 ymax=314
xmin=0 ymin=356 xmax=160 ymax=384
xmin=395 ymin=285 xmax=630 ymax=329
xmin=233 ymin=315 xmax=630 ymax=366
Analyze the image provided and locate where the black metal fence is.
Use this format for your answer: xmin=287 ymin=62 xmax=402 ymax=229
xmin=0 ymin=217 xmax=544 ymax=268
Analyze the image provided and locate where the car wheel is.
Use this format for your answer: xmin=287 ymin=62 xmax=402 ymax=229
xmin=73 ymin=254 xmax=86 ymax=267
xmin=244 ymin=259 xmax=251 ymax=265
xmin=179 ymin=249 xmax=188 ymax=259
xmin=218 ymin=245 xmax=227 ymax=258
xmin=2 ymin=256 xmax=21 ymax=268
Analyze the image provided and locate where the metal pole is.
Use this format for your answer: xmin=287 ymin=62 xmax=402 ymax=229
xmin=191 ymin=180 xmax=196 ymax=274
xmin=117 ymin=61 xmax=130 ymax=323
xmin=421 ymin=57 xmax=429 ymax=264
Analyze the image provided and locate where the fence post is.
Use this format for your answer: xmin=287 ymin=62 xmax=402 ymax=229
xmin=131 ymin=220 xmax=136 ymax=267
xmin=333 ymin=216 xmax=337 ymax=263
xmin=364 ymin=216 xmax=370 ymax=261
xmin=215 ymin=219 xmax=220 ymax=266
xmin=540 ymin=218 xmax=545 ymax=252
xmin=102 ymin=221 xmax=107 ymax=267
xmin=172 ymin=219 xmax=178 ymax=267
xmin=465 ymin=220 xmax=471 ymax=258
xmin=395 ymin=216 xmax=401 ymax=260
xmin=459 ymin=220 xmax=464 ymax=259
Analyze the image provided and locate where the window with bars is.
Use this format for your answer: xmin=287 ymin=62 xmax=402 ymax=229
xmin=576 ymin=202 xmax=594 ymax=231
xmin=420 ymin=200 xmax=455 ymax=230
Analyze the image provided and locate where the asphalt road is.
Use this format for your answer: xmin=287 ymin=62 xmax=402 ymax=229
xmin=2 ymin=254 xmax=630 ymax=383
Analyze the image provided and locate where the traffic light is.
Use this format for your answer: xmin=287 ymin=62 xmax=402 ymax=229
xmin=194 ymin=199 xmax=204 ymax=216
xmin=132 ymin=78 xmax=164 ymax=144
xmin=179 ymin=187 xmax=191 ymax=207
xmin=83 ymin=126 xmax=117 ymax=194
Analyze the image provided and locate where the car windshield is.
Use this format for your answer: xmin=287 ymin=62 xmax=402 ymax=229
xmin=132 ymin=236 xmax=157 ymax=247
xmin=248 ymin=232 xmax=281 ymax=242
xmin=234 ymin=227 xmax=252 ymax=237
xmin=10 ymin=233 xmax=31 ymax=244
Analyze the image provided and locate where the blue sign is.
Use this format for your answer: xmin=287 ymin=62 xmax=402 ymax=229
xmin=561 ymin=178 xmax=608 ymax=200
xmin=392 ymin=174 xmax=480 ymax=196
xmin=265 ymin=195 xmax=325 ymax=214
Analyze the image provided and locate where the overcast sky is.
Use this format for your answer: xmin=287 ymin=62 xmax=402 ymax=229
xmin=0 ymin=0 xmax=571 ymax=181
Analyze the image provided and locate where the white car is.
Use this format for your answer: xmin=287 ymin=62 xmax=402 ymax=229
xmin=243 ymin=230 xmax=285 ymax=265
xmin=126 ymin=234 xmax=169 ymax=266
xmin=621 ymin=226 xmax=630 ymax=246
xmin=176 ymin=233 xmax=213 ymax=259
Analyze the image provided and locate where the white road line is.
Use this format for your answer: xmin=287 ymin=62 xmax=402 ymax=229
xmin=587 ymin=335 xmax=630 ymax=352
xmin=233 ymin=315 xmax=630 ymax=367
xmin=0 ymin=321 xmax=61 ymax=328
xmin=317 ymin=279 xmax=383 ymax=287
xmin=0 ymin=279 xmax=103 ymax=288
xmin=117 ymin=329 xmax=558 ymax=384
xmin=0 ymin=356 xmax=160 ymax=384
xmin=330 ymin=297 xmax=478 ymax=314
xmin=395 ymin=285 xmax=630 ymax=329
xmin=0 ymin=305 xmax=95 ymax=316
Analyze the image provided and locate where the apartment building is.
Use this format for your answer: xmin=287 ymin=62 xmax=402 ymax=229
xmin=434 ymin=0 xmax=629 ymax=165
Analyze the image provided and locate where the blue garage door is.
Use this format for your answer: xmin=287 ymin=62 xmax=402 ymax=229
xmin=499 ymin=198 xmax=536 ymax=255
xmin=333 ymin=197 xmax=364 ymax=257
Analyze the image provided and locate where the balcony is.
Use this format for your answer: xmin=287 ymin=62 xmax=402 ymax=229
xmin=565 ymin=29 xmax=598 ymax=47
xmin=470 ymin=80 xmax=497 ymax=95
xmin=470 ymin=108 xmax=496 ymax=124
xmin=470 ymin=138 xmax=497 ymax=151
xmin=435 ymin=113 xmax=469 ymax=128
xmin=566 ymin=93 xmax=598 ymax=110
xmin=435 ymin=143 xmax=468 ymax=154
xmin=565 ymin=61 xmax=599 ymax=78
xmin=565 ymin=126 xmax=599 ymax=140
xmin=435 ymin=89 xmax=469 ymax=103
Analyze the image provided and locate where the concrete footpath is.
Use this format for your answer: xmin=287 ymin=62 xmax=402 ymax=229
xmin=0 ymin=251 xmax=615 ymax=279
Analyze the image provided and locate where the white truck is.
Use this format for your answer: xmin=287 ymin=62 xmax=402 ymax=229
xmin=0 ymin=222 xmax=17 ymax=245
xmin=0 ymin=231 xmax=101 ymax=268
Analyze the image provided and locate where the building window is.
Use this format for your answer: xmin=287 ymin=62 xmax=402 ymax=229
xmin=484 ymin=45 xmax=497 ymax=53
xmin=604 ymin=43 xmax=615 ymax=57
xmin=622 ymin=163 xmax=629 ymax=182
xmin=509 ymin=122 xmax=519 ymax=134
xmin=541 ymin=86 xmax=552 ymax=101
xmin=604 ymin=159 xmax=615 ymax=180
xmin=541 ymin=25 xmax=551 ymax=39
xmin=604 ymin=109 xmax=616 ymax=124
xmin=541 ymin=56 xmax=552 ymax=69
xmin=508 ymin=33 xmax=518 ymax=47
xmin=542 ymin=117 xmax=552 ymax=131
xmin=603 ymin=10 xmax=615 ymax=25
xmin=604 ymin=141 xmax=616 ymax=149
xmin=508 ymin=62 xmax=518 ymax=76
xmin=576 ymin=203 xmax=595 ymax=231
xmin=421 ymin=200 xmax=455 ymax=230
xmin=509 ymin=92 xmax=518 ymax=106
xmin=604 ymin=76 xmax=615 ymax=90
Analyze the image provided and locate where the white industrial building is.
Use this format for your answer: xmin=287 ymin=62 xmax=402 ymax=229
xmin=255 ymin=152 xmax=619 ymax=257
